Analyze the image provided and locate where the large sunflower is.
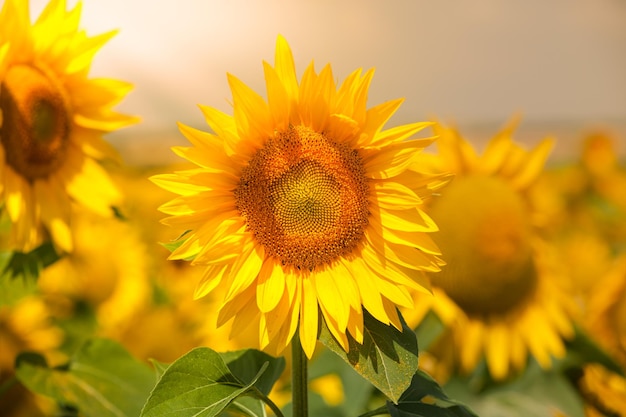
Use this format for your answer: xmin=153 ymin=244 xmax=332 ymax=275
xmin=0 ymin=0 xmax=137 ymax=252
xmin=403 ymin=120 xmax=576 ymax=380
xmin=153 ymin=35 xmax=446 ymax=358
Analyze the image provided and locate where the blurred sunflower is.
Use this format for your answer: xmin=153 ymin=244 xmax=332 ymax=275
xmin=572 ymin=132 xmax=626 ymax=249
xmin=0 ymin=0 xmax=137 ymax=253
xmin=0 ymin=296 xmax=62 ymax=416
xmin=578 ymin=255 xmax=626 ymax=417
xmin=37 ymin=211 xmax=151 ymax=341
xmin=153 ymin=35 xmax=447 ymax=358
xmin=0 ymin=296 xmax=63 ymax=371
xmin=404 ymin=120 xmax=576 ymax=380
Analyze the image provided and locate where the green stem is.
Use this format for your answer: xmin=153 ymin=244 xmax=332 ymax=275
xmin=251 ymin=388 xmax=285 ymax=417
xmin=291 ymin=330 xmax=308 ymax=417
xmin=265 ymin=396 xmax=286 ymax=417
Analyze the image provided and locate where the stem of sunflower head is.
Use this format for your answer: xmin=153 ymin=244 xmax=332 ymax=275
xmin=291 ymin=329 xmax=308 ymax=417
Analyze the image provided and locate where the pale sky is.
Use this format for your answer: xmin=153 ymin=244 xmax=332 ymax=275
xmin=26 ymin=0 xmax=626 ymax=161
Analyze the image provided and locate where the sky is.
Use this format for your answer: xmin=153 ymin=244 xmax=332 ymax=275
xmin=26 ymin=0 xmax=626 ymax=161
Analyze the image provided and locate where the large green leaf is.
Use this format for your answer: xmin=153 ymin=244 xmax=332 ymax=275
xmin=319 ymin=309 xmax=418 ymax=404
xmin=386 ymin=370 xmax=477 ymax=417
xmin=141 ymin=347 xmax=284 ymax=417
xmin=220 ymin=349 xmax=285 ymax=396
xmin=15 ymin=338 xmax=155 ymax=417
xmin=220 ymin=349 xmax=286 ymax=417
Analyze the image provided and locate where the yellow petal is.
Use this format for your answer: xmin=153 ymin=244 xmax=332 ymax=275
xmin=228 ymin=73 xmax=272 ymax=147
xmin=320 ymin=307 xmax=349 ymax=352
xmin=364 ymin=137 xmax=436 ymax=179
xmin=485 ymin=321 xmax=510 ymax=380
xmin=346 ymin=307 xmax=364 ymax=344
xmin=62 ymin=148 xmax=121 ymax=216
xmin=34 ymin=178 xmax=72 ymax=252
xmin=274 ymin=35 xmax=299 ymax=102
xmin=299 ymin=276 xmax=319 ymax=358
xmin=371 ymin=179 xmax=422 ymax=210
xmin=510 ymin=137 xmax=554 ymax=190
xmin=223 ymin=242 xmax=265 ymax=302
xmin=263 ymin=61 xmax=290 ymax=131
xmin=194 ymin=264 xmax=230 ymax=299
xmin=350 ymin=257 xmax=389 ymax=325
xmin=256 ymin=261 xmax=286 ymax=313
xmin=357 ymin=98 xmax=404 ymax=147
xmin=370 ymin=122 xmax=434 ymax=149
xmin=459 ymin=319 xmax=484 ymax=373
xmin=374 ymin=205 xmax=438 ymax=233
xmin=314 ymin=266 xmax=349 ymax=331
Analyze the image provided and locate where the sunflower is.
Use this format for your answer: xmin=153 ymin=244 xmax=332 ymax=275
xmin=403 ymin=120 xmax=576 ymax=380
xmin=0 ymin=295 xmax=63 ymax=371
xmin=37 ymin=210 xmax=151 ymax=338
xmin=0 ymin=0 xmax=137 ymax=253
xmin=0 ymin=296 xmax=62 ymax=416
xmin=153 ymin=35 xmax=446 ymax=358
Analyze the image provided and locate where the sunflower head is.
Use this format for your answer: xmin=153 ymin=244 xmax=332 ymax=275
xmin=0 ymin=0 xmax=137 ymax=252
xmin=234 ymin=124 xmax=370 ymax=272
xmin=405 ymin=120 xmax=576 ymax=380
xmin=1 ymin=64 xmax=70 ymax=180
xmin=430 ymin=173 xmax=536 ymax=315
xmin=154 ymin=35 xmax=445 ymax=357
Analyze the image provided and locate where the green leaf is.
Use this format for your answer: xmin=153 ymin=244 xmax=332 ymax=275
xmin=319 ymin=309 xmax=418 ymax=404
xmin=160 ymin=230 xmax=193 ymax=258
xmin=220 ymin=349 xmax=286 ymax=417
xmin=15 ymin=338 xmax=156 ymax=417
xmin=0 ymin=241 xmax=61 ymax=305
xmin=386 ymin=370 xmax=477 ymax=417
xmin=220 ymin=349 xmax=285 ymax=395
xmin=444 ymin=359 xmax=586 ymax=417
xmin=148 ymin=359 xmax=170 ymax=381
xmin=141 ymin=347 xmax=279 ymax=417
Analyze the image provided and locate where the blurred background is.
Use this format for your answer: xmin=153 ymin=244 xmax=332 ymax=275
xmin=29 ymin=0 xmax=626 ymax=164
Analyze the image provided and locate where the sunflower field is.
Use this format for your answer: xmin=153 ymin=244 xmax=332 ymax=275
xmin=1 ymin=0 xmax=625 ymax=416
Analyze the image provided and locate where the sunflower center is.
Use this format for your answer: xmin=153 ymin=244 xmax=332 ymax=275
xmin=429 ymin=175 xmax=537 ymax=315
xmin=235 ymin=125 xmax=369 ymax=271
xmin=0 ymin=65 xmax=71 ymax=180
